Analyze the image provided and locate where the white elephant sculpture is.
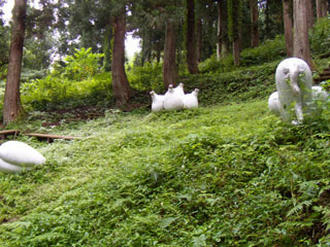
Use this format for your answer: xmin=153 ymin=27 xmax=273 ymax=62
xmin=275 ymin=57 xmax=313 ymax=124
xmin=268 ymin=86 xmax=328 ymax=120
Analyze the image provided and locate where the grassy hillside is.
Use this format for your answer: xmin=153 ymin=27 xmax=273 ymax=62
xmin=0 ymin=98 xmax=329 ymax=246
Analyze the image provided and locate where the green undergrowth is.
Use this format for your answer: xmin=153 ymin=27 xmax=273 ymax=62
xmin=0 ymin=100 xmax=329 ymax=246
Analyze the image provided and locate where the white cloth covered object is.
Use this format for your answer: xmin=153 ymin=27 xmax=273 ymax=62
xmin=173 ymin=83 xmax=185 ymax=96
xmin=0 ymin=141 xmax=46 ymax=167
xmin=150 ymin=91 xmax=165 ymax=112
xmin=0 ymin=158 xmax=23 ymax=173
xmin=183 ymin=89 xmax=199 ymax=109
xmin=164 ymin=85 xmax=184 ymax=110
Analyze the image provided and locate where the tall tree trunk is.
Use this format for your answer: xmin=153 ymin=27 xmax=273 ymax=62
xmin=221 ymin=0 xmax=229 ymax=58
xmin=186 ymin=0 xmax=199 ymax=74
xmin=163 ymin=19 xmax=177 ymax=88
xmin=216 ymin=0 xmax=222 ymax=59
xmin=112 ymin=10 xmax=131 ymax=109
xmin=196 ymin=18 xmax=202 ymax=62
xmin=306 ymin=0 xmax=315 ymax=29
xmin=3 ymin=0 xmax=26 ymax=125
xmin=283 ymin=0 xmax=294 ymax=57
xmin=316 ymin=0 xmax=328 ymax=19
xmin=293 ymin=0 xmax=313 ymax=68
xmin=228 ymin=0 xmax=241 ymax=66
xmin=233 ymin=39 xmax=240 ymax=66
xmin=217 ymin=0 xmax=229 ymax=59
xmin=103 ymin=23 xmax=112 ymax=72
xmin=249 ymin=0 xmax=259 ymax=47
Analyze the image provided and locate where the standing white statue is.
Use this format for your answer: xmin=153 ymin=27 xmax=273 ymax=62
xmin=275 ymin=57 xmax=313 ymax=124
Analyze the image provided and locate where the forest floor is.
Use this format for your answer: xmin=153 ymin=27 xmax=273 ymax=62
xmin=0 ymin=97 xmax=329 ymax=246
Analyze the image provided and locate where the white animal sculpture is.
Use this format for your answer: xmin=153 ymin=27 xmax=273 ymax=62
xmin=268 ymin=86 xmax=328 ymax=118
xmin=0 ymin=141 xmax=46 ymax=168
xmin=150 ymin=90 xmax=165 ymax=112
xmin=173 ymin=83 xmax=185 ymax=96
xmin=275 ymin=57 xmax=313 ymax=124
xmin=268 ymin=91 xmax=281 ymax=116
xmin=183 ymin=89 xmax=199 ymax=109
xmin=164 ymin=84 xmax=184 ymax=110
xmin=0 ymin=158 xmax=23 ymax=173
xmin=311 ymin=85 xmax=328 ymax=102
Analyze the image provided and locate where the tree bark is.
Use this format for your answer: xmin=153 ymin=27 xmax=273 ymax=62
xmin=233 ymin=39 xmax=240 ymax=66
xmin=293 ymin=0 xmax=313 ymax=68
xmin=306 ymin=0 xmax=315 ymax=29
xmin=249 ymin=0 xmax=259 ymax=47
xmin=111 ymin=10 xmax=131 ymax=109
xmin=217 ymin=0 xmax=229 ymax=59
xmin=283 ymin=0 xmax=294 ymax=57
xmin=3 ymin=0 xmax=26 ymax=125
xmin=216 ymin=0 xmax=222 ymax=59
xmin=186 ymin=0 xmax=199 ymax=74
xmin=163 ymin=19 xmax=177 ymax=88
xmin=196 ymin=18 xmax=202 ymax=62
xmin=103 ymin=22 xmax=112 ymax=72
xmin=316 ymin=0 xmax=328 ymax=19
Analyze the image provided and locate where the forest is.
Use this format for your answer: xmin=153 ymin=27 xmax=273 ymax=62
xmin=0 ymin=0 xmax=329 ymax=246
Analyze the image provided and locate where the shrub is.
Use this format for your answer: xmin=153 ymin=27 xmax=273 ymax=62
xmin=240 ymin=35 xmax=286 ymax=66
xmin=127 ymin=62 xmax=164 ymax=92
xmin=21 ymin=72 xmax=112 ymax=110
xmin=310 ymin=17 xmax=330 ymax=56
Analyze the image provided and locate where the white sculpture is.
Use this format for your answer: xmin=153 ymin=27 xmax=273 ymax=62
xmin=268 ymin=86 xmax=328 ymax=119
xmin=183 ymin=89 xmax=199 ymax=109
xmin=268 ymin=91 xmax=281 ymax=116
xmin=150 ymin=83 xmax=199 ymax=112
xmin=150 ymin=90 xmax=165 ymax=112
xmin=164 ymin=84 xmax=184 ymax=110
xmin=173 ymin=83 xmax=185 ymax=96
xmin=0 ymin=141 xmax=46 ymax=173
xmin=0 ymin=158 xmax=23 ymax=173
xmin=311 ymin=85 xmax=328 ymax=102
xmin=275 ymin=57 xmax=313 ymax=124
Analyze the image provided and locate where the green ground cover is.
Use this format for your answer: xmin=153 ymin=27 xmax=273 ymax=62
xmin=0 ymin=98 xmax=329 ymax=246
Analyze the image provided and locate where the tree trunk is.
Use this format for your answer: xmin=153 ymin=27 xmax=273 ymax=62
xmin=283 ymin=0 xmax=294 ymax=57
xmin=217 ymin=0 xmax=229 ymax=59
xmin=316 ymin=0 xmax=328 ymax=19
xmin=306 ymin=0 xmax=315 ymax=29
xmin=103 ymin=23 xmax=112 ymax=72
xmin=186 ymin=0 xmax=199 ymax=74
xmin=216 ymin=0 xmax=222 ymax=59
xmin=250 ymin=0 xmax=259 ymax=47
xmin=293 ymin=0 xmax=313 ymax=68
xmin=196 ymin=18 xmax=202 ymax=62
xmin=111 ymin=10 xmax=131 ymax=109
xmin=163 ymin=19 xmax=177 ymax=88
xmin=228 ymin=0 xmax=241 ymax=66
xmin=3 ymin=0 xmax=26 ymax=125
xmin=233 ymin=39 xmax=240 ymax=66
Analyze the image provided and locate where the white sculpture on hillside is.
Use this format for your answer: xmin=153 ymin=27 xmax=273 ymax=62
xmin=0 ymin=141 xmax=46 ymax=174
xmin=150 ymin=91 xmax=165 ymax=112
xmin=164 ymin=84 xmax=185 ymax=110
xmin=183 ymin=89 xmax=199 ymax=109
xmin=150 ymin=83 xmax=199 ymax=112
xmin=268 ymin=85 xmax=328 ymax=122
xmin=274 ymin=57 xmax=314 ymax=124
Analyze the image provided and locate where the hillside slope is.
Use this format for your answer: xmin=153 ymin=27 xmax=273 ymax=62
xmin=0 ymin=99 xmax=329 ymax=246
